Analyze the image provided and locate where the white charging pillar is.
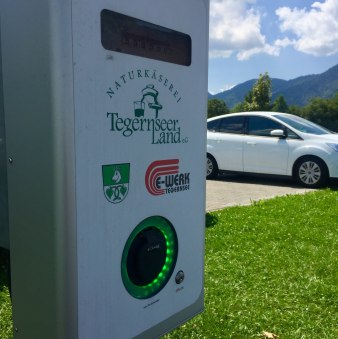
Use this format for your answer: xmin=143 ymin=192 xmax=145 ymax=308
xmin=0 ymin=1 xmax=209 ymax=338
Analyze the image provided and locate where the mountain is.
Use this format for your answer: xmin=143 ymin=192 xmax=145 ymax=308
xmin=210 ymin=64 xmax=338 ymax=108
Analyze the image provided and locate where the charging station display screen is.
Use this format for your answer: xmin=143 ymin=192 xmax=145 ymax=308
xmin=101 ymin=9 xmax=192 ymax=66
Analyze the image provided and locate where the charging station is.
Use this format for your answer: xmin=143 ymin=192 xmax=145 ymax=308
xmin=0 ymin=1 xmax=209 ymax=338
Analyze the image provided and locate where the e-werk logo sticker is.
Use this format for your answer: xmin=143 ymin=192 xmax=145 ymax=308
xmin=106 ymin=69 xmax=188 ymax=145
xmin=145 ymin=159 xmax=190 ymax=196
xmin=102 ymin=163 xmax=130 ymax=203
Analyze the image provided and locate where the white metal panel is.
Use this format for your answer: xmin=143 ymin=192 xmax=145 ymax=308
xmin=72 ymin=1 xmax=208 ymax=338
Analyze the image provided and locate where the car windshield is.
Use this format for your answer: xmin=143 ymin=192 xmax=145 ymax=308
xmin=274 ymin=114 xmax=332 ymax=135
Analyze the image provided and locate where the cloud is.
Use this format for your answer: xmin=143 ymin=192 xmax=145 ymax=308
xmin=209 ymin=0 xmax=279 ymax=60
xmin=274 ymin=37 xmax=293 ymax=48
xmin=209 ymin=0 xmax=338 ymax=61
xmin=276 ymin=0 xmax=338 ymax=56
xmin=220 ymin=84 xmax=236 ymax=92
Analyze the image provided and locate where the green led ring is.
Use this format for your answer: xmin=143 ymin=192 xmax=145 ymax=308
xmin=121 ymin=216 xmax=178 ymax=299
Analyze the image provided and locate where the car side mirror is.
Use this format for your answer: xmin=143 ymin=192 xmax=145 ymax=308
xmin=270 ymin=129 xmax=285 ymax=138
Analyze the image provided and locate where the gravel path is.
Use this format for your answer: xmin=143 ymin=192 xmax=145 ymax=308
xmin=206 ymin=174 xmax=317 ymax=211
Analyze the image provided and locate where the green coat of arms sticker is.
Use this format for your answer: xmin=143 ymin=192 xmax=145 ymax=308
xmin=102 ymin=163 xmax=130 ymax=203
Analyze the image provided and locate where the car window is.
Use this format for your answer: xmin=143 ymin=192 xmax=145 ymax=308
xmin=286 ymin=128 xmax=301 ymax=139
xmin=218 ymin=116 xmax=245 ymax=134
xmin=207 ymin=119 xmax=220 ymax=131
xmin=248 ymin=116 xmax=284 ymax=137
xmin=274 ymin=114 xmax=331 ymax=135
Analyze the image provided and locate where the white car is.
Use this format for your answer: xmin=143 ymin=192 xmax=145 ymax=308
xmin=207 ymin=112 xmax=338 ymax=188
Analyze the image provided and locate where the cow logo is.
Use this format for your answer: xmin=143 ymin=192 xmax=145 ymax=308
xmin=102 ymin=163 xmax=130 ymax=203
xmin=145 ymin=159 xmax=190 ymax=196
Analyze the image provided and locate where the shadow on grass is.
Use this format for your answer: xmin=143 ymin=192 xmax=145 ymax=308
xmin=206 ymin=212 xmax=219 ymax=228
xmin=328 ymin=178 xmax=338 ymax=190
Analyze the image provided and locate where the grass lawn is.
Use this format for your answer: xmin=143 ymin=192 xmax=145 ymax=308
xmin=166 ymin=189 xmax=338 ymax=338
xmin=0 ymin=248 xmax=12 ymax=339
xmin=1 ymin=189 xmax=337 ymax=338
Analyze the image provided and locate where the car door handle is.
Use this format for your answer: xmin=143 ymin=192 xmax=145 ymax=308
xmin=247 ymin=142 xmax=256 ymax=145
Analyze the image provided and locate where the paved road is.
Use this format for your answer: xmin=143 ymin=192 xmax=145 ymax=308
xmin=206 ymin=174 xmax=318 ymax=211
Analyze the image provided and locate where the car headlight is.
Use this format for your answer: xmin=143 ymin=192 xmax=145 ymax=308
xmin=327 ymin=143 xmax=338 ymax=152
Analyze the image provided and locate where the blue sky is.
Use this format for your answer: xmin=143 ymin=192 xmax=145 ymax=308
xmin=208 ymin=0 xmax=338 ymax=94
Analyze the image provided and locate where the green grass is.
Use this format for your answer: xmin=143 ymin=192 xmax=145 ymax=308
xmin=0 ymin=249 xmax=12 ymax=339
xmin=1 ymin=190 xmax=337 ymax=338
xmin=166 ymin=189 xmax=338 ymax=338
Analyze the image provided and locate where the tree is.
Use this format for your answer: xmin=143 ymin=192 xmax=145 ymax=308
xmin=243 ymin=90 xmax=254 ymax=111
xmin=271 ymin=95 xmax=289 ymax=112
xmin=288 ymin=105 xmax=303 ymax=117
xmin=231 ymin=102 xmax=246 ymax=113
xmin=243 ymin=72 xmax=272 ymax=111
xmin=207 ymin=99 xmax=229 ymax=118
xmin=302 ymin=94 xmax=338 ymax=132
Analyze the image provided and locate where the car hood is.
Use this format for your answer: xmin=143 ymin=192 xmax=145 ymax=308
xmin=302 ymin=133 xmax=338 ymax=143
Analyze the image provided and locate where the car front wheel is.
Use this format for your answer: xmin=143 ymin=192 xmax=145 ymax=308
xmin=206 ymin=154 xmax=218 ymax=179
xmin=295 ymin=156 xmax=328 ymax=188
